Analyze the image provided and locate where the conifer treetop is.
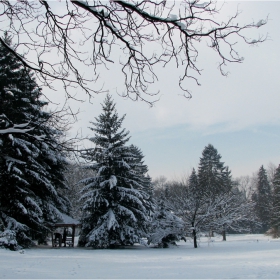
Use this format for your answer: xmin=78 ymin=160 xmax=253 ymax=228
xmin=198 ymin=144 xmax=232 ymax=196
xmin=89 ymin=94 xmax=130 ymax=149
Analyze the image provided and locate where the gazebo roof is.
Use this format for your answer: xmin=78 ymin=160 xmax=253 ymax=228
xmin=55 ymin=213 xmax=81 ymax=227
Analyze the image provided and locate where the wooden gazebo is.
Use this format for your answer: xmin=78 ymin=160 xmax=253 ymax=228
xmin=51 ymin=214 xmax=81 ymax=247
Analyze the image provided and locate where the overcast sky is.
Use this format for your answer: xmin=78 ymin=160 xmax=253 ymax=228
xmin=46 ymin=1 xmax=280 ymax=181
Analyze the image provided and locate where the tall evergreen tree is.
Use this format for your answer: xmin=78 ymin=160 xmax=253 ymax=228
xmin=0 ymin=33 xmax=71 ymax=248
xmin=253 ymin=165 xmax=271 ymax=233
xmin=79 ymin=95 xmax=151 ymax=248
xmin=198 ymin=144 xmax=232 ymax=198
xmin=270 ymin=165 xmax=280 ymax=236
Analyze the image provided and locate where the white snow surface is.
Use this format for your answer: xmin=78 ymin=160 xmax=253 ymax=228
xmin=1 ymin=234 xmax=280 ymax=279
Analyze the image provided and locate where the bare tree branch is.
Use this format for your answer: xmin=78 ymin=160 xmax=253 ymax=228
xmin=0 ymin=0 xmax=267 ymax=104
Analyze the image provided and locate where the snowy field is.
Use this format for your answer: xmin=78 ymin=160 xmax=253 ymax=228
xmin=1 ymin=234 xmax=280 ymax=279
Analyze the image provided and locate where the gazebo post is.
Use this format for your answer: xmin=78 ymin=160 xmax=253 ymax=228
xmin=72 ymin=225 xmax=75 ymax=247
xmin=51 ymin=231 xmax=54 ymax=247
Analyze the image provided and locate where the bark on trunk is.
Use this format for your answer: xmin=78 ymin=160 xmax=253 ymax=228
xmin=222 ymin=229 xmax=226 ymax=241
xmin=192 ymin=222 xmax=197 ymax=248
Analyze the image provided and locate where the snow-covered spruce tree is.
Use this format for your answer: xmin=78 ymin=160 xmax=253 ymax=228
xmin=79 ymin=95 xmax=152 ymax=248
xmin=269 ymin=165 xmax=280 ymax=237
xmin=0 ymin=33 xmax=71 ymax=248
xmin=253 ymin=165 xmax=271 ymax=233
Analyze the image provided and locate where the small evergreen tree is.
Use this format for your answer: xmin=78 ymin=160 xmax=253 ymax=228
xmin=79 ymin=95 xmax=151 ymax=248
xmin=253 ymin=165 xmax=271 ymax=233
xmin=0 ymin=33 xmax=71 ymax=248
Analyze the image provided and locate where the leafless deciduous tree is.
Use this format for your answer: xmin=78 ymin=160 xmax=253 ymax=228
xmin=209 ymin=189 xmax=258 ymax=241
xmin=161 ymin=171 xmax=259 ymax=248
xmin=0 ymin=1 xmax=267 ymax=104
xmin=63 ymin=163 xmax=96 ymax=219
xmin=169 ymin=186 xmax=258 ymax=246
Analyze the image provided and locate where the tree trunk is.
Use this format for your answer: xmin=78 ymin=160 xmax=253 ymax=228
xmin=192 ymin=222 xmax=197 ymax=248
xmin=222 ymin=229 xmax=226 ymax=241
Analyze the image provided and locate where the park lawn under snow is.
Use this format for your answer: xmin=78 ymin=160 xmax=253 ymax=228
xmin=1 ymin=234 xmax=280 ymax=279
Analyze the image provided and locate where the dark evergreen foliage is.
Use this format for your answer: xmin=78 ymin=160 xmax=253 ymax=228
xmin=270 ymin=165 xmax=280 ymax=236
xmin=253 ymin=165 xmax=271 ymax=233
xmin=198 ymin=144 xmax=232 ymax=197
xmin=128 ymin=144 xmax=154 ymax=201
xmin=0 ymin=33 xmax=71 ymax=248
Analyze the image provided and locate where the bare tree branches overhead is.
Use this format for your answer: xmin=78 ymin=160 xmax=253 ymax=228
xmin=0 ymin=1 xmax=267 ymax=104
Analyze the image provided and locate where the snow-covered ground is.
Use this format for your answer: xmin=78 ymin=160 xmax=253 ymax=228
xmin=1 ymin=234 xmax=280 ymax=279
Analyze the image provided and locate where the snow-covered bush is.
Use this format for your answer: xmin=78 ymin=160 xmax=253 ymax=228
xmin=266 ymin=228 xmax=280 ymax=239
xmin=148 ymin=198 xmax=185 ymax=248
xmin=0 ymin=230 xmax=20 ymax=251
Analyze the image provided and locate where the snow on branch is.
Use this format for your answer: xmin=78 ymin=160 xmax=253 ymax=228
xmin=0 ymin=127 xmax=34 ymax=135
xmin=0 ymin=115 xmax=46 ymax=141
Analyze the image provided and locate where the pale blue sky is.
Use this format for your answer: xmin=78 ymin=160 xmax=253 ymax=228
xmin=45 ymin=1 xmax=280 ymax=180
